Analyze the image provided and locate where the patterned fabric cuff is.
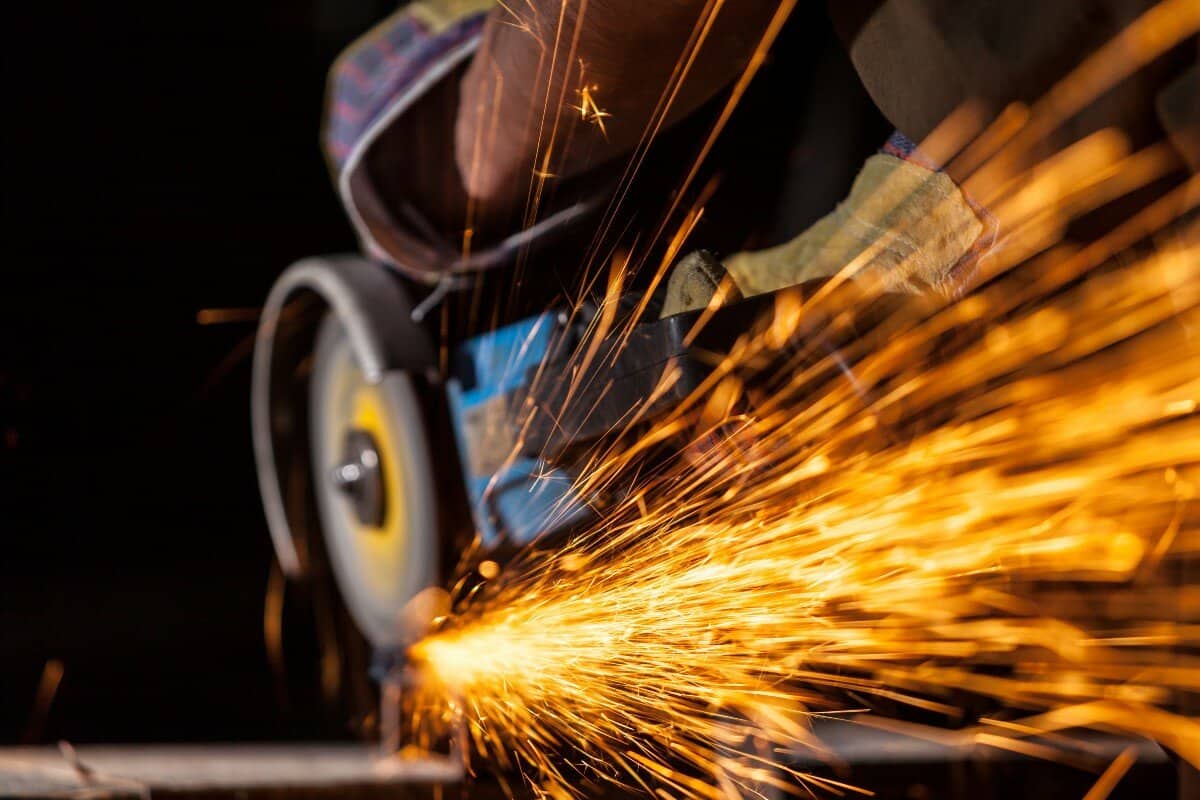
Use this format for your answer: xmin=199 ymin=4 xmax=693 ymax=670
xmin=323 ymin=6 xmax=490 ymax=172
xmin=881 ymin=130 xmax=943 ymax=172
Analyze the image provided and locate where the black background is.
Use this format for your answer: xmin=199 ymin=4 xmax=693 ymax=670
xmin=0 ymin=0 xmax=884 ymax=745
xmin=1 ymin=0 xmax=399 ymax=743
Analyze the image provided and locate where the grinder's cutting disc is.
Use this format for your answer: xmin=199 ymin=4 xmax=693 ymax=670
xmin=309 ymin=314 xmax=437 ymax=650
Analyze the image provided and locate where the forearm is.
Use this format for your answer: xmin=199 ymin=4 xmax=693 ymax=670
xmin=455 ymin=0 xmax=781 ymax=205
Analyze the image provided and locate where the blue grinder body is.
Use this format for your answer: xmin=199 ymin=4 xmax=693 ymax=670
xmin=446 ymin=314 xmax=593 ymax=550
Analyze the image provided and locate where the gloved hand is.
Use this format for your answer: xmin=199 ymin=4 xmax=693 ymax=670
xmin=662 ymin=151 xmax=992 ymax=317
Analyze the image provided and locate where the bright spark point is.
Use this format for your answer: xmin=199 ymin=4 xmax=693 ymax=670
xmin=573 ymin=82 xmax=611 ymax=140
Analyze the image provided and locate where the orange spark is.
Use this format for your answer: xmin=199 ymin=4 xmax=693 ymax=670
xmin=398 ymin=3 xmax=1200 ymax=799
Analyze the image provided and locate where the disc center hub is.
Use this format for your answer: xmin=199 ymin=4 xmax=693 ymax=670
xmin=330 ymin=429 xmax=387 ymax=529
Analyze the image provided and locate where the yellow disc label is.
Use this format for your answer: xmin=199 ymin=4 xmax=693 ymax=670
xmin=349 ymin=384 xmax=410 ymax=596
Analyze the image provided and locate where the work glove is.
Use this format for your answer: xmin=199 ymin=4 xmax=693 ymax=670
xmin=662 ymin=147 xmax=993 ymax=317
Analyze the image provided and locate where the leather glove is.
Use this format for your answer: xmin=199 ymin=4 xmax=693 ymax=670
xmin=662 ymin=152 xmax=991 ymax=316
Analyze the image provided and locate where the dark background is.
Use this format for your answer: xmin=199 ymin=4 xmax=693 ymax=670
xmin=1 ymin=0 xmax=399 ymax=743
xmin=1 ymin=0 xmax=887 ymax=744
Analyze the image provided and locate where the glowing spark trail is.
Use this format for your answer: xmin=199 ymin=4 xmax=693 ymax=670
xmin=398 ymin=2 xmax=1200 ymax=798
xmin=404 ymin=231 xmax=1200 ymax=797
